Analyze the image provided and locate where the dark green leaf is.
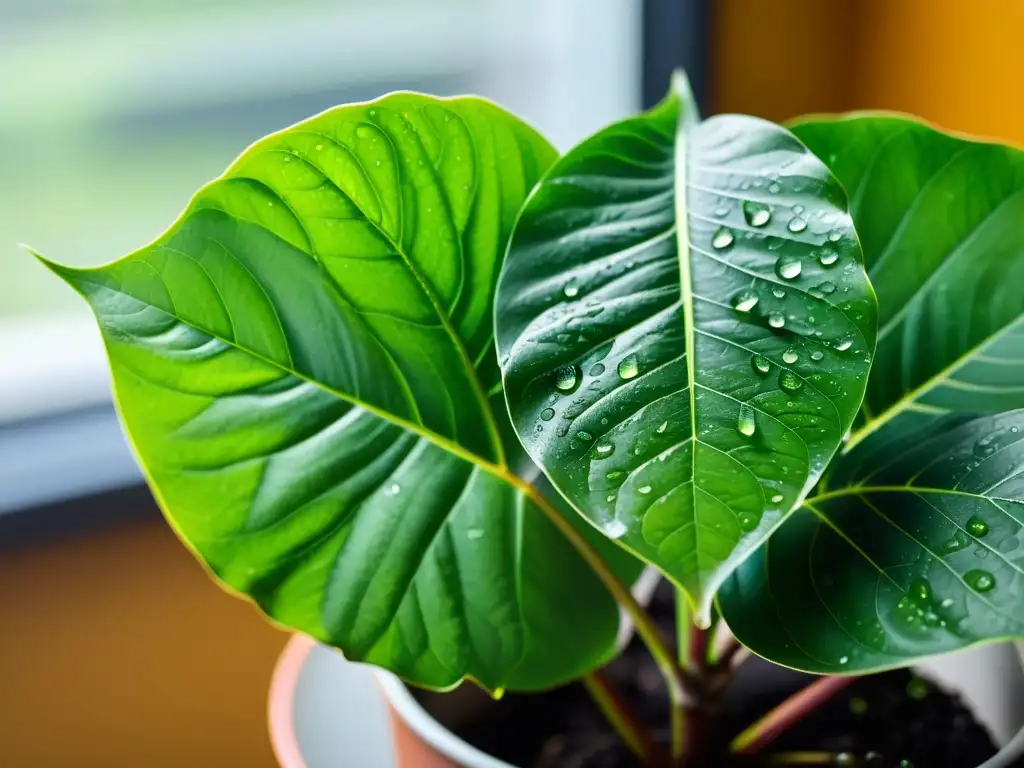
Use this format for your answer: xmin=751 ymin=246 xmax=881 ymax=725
xmin=496 ymin=72 xmax=876 ymax=623
xmin=41 ymin=92 xmax=642 ymax=692
xmin=792 ymin=115 xmax=1024 ymax=450
xmin=719 ymin=411 xmax=1024 ymax=673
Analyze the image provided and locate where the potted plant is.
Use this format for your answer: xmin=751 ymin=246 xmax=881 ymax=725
xmin=34 ymin=69 xmax=1024 ymax=766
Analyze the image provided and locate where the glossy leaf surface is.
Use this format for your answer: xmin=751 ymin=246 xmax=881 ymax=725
xmin=496 ymin=73 xmax=876 ymax=622
xmin=793 ymin=115 xmax=1024 ymax=450
xmin=43 ymin=92 xmax=642 ymax=692
xmin=720 ymin=411 xmax=1024 ymax=673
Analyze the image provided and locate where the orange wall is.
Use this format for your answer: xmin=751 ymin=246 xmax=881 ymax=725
xmin=714 ymin=0 xmax=1024 ymax=146
xmin=0 ymin=519 xmax=287 ymax=767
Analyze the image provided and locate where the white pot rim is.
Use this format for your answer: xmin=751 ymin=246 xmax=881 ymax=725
xmin=374 ymin=668 xmax=515 ymax=768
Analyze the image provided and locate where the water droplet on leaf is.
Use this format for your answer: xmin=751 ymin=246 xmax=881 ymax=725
xmin=775 ymin=255 xmax=802 ymax=280
xmin=782 ymin=348 xmax=799 ymax=364
xmin=593 ymin=442 xmax=615 ymax=459
xmin=779 ymin=370 xmax=803 ymax=393
xmin=589 ymin=363 xmax=605 ymax=376
xmin=788 ymin=216 xmax=808 ymax=233
xmin=967 ymin=515 xmax=989 ymax=537
xmin=617 ymin=354 xmax=640 ymax=380
xmin=819 ymin=247 xmax=839 ymax=266
xmin=732 ymin=290 xmax=759 ymax=313
xmin=768 ymin=312 xmax=786 ymax=328
xmin=743 ymin=201 xmax=771 ymax=227
xmin=554 ymin=365 xmax=579 ymax=392
xmin=737 ymin=403 xmax=756 ymax=436
xmin=965 ymin=569 xmax=995 ymax=592
xmin=712 ymin=227 xmax=735 ymax=250
xmin=751 ymin=354 xmax=772 ymax=376
xmin=563 ymin=278 xmax=580 ymax=298
xmin=638 ymin=485 xmax=652 ymax=495
xmin=810 ymin=350 xmax=824 ymax=361
xmin=540 ymin=408 xmax=555 ymax=421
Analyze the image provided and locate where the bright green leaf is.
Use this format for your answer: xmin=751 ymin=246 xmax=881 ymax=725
xmin=719 ymin=411 xmax=1024 ymax=673
xmin=41 ymin=92 xmax=642 ymax=692
xmin=792 ymin=115 xmax=1024 ymax=450
xmin=495 ymin=72 xmax=876 ymax=623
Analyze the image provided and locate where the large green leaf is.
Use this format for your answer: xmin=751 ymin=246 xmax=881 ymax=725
xmin=719 ymin=411 xmax=1024 ymax=673
xmin=41 ymin=92 xmax=642 ymax=692
xmin=792 ymin=115 xmax=1024 ymax=449
xmin=495 ymin=72 xmax=876 ymax=623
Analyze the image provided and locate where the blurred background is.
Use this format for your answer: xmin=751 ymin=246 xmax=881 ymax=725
xmin=2 ymin=0 xmax=1024 ymax=765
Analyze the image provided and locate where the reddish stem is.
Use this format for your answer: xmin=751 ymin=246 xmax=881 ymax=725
xmin=730 ymin=675 xmax=857 ymax=755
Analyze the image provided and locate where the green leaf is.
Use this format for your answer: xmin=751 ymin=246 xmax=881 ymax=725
xmin=719 ymin=410 xmax=1024 ymax=673
xmin=41 ymin=92 xmax=642 ymax=692
xmin=495 ymin=72 xmax=877 ymax=623
xmin=791 ymin=114 xmax=1024 ymax=450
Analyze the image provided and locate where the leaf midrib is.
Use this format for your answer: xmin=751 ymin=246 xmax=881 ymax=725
xmin=673 ymin=87 xmax=702 ymax=603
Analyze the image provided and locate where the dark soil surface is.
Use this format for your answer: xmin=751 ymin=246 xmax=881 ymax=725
xmin=415 ymin=581 xmax=1016 ymax=767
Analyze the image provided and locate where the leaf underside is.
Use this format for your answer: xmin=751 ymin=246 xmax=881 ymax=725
xmin=43 ymin=92 xmax=641 ymax=692
xmin=496 ymin=74 xmax=876 ymax=622
xmin=719 ymin=411 xmax=1024 ymax=674
xmin=792 ymin=115 xmax=1024 ymax=449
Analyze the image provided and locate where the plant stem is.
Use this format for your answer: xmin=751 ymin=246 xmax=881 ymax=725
xmin=511 ymin=477 xmax=691 ymax=763
xmin=675 ymin=593 xmax=716 ymax=766
xmin=730 ymin=675 xmax=857 ymax=755
xmin=583 ymin=670 xmax=665 ymax=766
xmin=766 ymin=753 xmax=836 ymax=765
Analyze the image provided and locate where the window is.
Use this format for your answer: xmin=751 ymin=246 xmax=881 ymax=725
xmin=0 ymin=0 xmax=643 ymax=515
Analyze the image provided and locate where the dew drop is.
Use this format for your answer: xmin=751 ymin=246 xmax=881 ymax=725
xmin=563 ymin=277 xmax=580 ymax=298
xmin=713 ymin=205 xmax=730 ymax=218
xmin=782 ymin=348 xmax=799 ymax=364
xmin=965 ymin=569 xmax=995 ymax=592
xmin=577 ymin=431 xmax=593 ymax=442
xmin=967 ymin=515 xmax=989 ymax=537
xmin=540 ymin=408 xmax=555 ymax=421
xmin=389 ymin=483 xmax=401 ymax=495
xmin=775 ymin=255 xmax=803 ymax=280
xmin=617 ymin=354 xmax=640 ymax=380
xmin=816 ymin=281 xmax=837 ymax=295
xmin=315 ymin=144 xmax=323 ymax=151
xmin=839 ymin=655 xmax=849 ymax=665
xmin=607 ymin=470 xmax=625 ymax=482
xmin=638 ymin=485 xmax=653 ymax=495
xmin=829 ymin=229 xmax=843 ymax=242
xmin=818 ymin=247 xmax=840 ymax=267
xmin=768 ymin=312 xmax=786 ymax=329
xmin=788 ymin=216 xmax=808 ymax=233
xmin=834 ymin=754 xmax=855 ymax=766
xmin=835 ymin=340 xmax=853 ymax=352
xmin=739 ymin=514 xmax=757 ymax=532
xmin=751 ymin=353 xmax=772 ymax=376
xmin=768 ymin=182 xmax=781 ymax=194
xmin=589 ymin=363 xmax=605 ymax=377
xmin=779 ymin=370 xmax=803 ymax=393
xmin=467 ymin=528 xmax=484 ymax=540
xmin=771 ymin=493 xmax=784 ymax=504
xmin=732 ymin=290 xmax=760 ymax=313
xmin=791 ymin=204 xmax=805 ymax=215
xmin=743 ymin=201 xmax=772 ymax=227
xmin=593 ymin=442 xmax=615 ymax=459
xmin=356 ymin=124 xmax=374 ymax=139
xmin=606 ymin=494 xmax=616 ymax=503
xmin=974 ymin=434 xmax=998 ymax=458
xmin=712 ymin=227 xmax=735 ymax=250
xmin=657 ymin=421 xmax=668 ymax=433
xmin=554 ymin=365 xmax=579 ymax=392
xmin=810 ymin=350 xmax=824 ymax=362
xmin=602 ymin=519 xmax=627 ymax=539
xmin=766 ymin=236 xmax=784 ymax=251
xmin=737 ymin=403 xmax=757 ymax=437
xmin=772 ymin=289 xmax=786 ymax=300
